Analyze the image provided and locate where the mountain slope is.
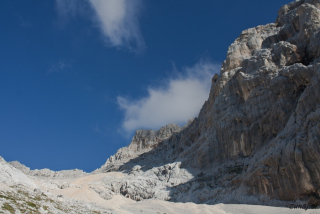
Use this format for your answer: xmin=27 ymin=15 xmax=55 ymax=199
xmin=4 ymin=0 xmax=320 ymax=210
xmin=99 ymin=0 xmax=320 ymax=206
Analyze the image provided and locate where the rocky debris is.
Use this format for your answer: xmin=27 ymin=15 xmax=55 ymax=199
xmin=10 ymin=161 xmax=87 ymax=178
xmin=89 ymin=162 xmax=194 ymax=202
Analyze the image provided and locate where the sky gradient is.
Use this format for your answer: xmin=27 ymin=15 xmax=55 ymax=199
xmin=1 ymin=0 xmax=290 ymax=172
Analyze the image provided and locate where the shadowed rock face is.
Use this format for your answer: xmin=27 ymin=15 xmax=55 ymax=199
xmin=97 ymin=0 xmax=320 ymax=205
xmin=170 ymin=0 xmax=320 ymax=204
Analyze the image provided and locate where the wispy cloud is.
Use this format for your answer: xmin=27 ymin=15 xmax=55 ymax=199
xmin=94 ymin=122 xmax=102 ymax=133
xmin=55 ymin=0 xmax=145 ymax=52
xmin=117 ymin=60 xmax=220 ymax=133
xmin=48 ymin=60 xmax=73 ymax=74
xmin=15 ymin=14 xmax=32 ymax=28
xmin=88 ymin=0 xmax=145 ymax=51
xmin=55 ymin=0 xmax=88 ymax=20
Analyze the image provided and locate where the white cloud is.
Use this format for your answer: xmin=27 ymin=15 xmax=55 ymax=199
xmin=117 ymin=61 xmax=220 ymax=133
xmin=88 ymin=0 xmax=145 ymax=51
xmin=55 ymin=0 xmax=87 ymax=19
xmin=55 ymin=0 xmax=145 ymax=51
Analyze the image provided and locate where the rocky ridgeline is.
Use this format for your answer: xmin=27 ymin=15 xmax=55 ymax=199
xmin=95 ymin=123 xmax=185 ymax=172
xmin=0 ymin=157 xmax=36 ymax=188
xmin=9 ymin=161 xmax=87 ymax=178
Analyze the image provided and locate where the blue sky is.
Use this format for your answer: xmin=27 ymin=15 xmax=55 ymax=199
xmin=0 ymin=0 xmax=290 ymax=172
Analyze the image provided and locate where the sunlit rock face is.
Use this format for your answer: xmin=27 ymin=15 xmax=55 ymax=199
xmin=160 ymin=0 xmax=320 ymax=205
xmin=100 ymin=0 xmax=320 ymax=205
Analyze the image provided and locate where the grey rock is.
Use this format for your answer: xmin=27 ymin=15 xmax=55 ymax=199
xmin=0 ymin=157 xmax=36 ymax=188
xmin=158 ymin=0 xmax=320 ymax=205
xmin=95 ymin=123 xmax=183 ymax=173
xmin=97 ymin=162 xmax=194 ymax=202
xmin=95 ymin=0 xmax=320 ymax=206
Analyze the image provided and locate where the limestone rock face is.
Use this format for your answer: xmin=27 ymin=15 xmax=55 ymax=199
xmin=165 ymin=0 xmax=320 ymax=205
xmin=100 ymin=0 xmax=320 ymax=205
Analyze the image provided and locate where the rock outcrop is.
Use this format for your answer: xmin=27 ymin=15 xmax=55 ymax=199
xmin=96 ymin=123 xmax=184 ymax=172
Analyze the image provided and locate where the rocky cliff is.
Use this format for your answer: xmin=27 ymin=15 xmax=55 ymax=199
xmin=95 ymin=0 xmax=320 ymax=206
xmin=183 ymin=0 xmax=320 ymax=205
